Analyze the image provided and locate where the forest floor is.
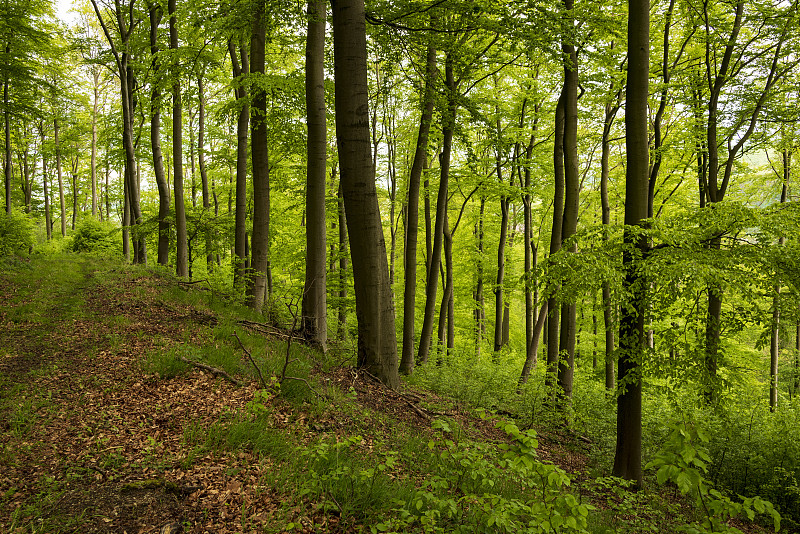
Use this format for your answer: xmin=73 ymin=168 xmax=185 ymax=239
xmin=0 ymin=254 xmax=779 ymax=534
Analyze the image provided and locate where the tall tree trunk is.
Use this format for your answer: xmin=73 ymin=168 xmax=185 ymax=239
xmin=70 ymin=153 xmax=78 ymax=229
xmin=546 ymin=93 xmax=565 ymax=391
xmin=769 ymin=150 xmax=789 ymax=411
xmin=418 ymin=54 xmax=455 ymax=366
xmin=198 ymin=76 xmax=212 ymax=272
xmin=557 ymin=4 xmax=579 ymax=401
xmin=229 ymin=41 xmax=249 ymax=290
xmin=493 ymin=115 xmax=509 ymax=356
xmin=400 ymin=43 xmax=436 ymax=375
xmin=302 ymin=0 xmax=327 ymax=348
xmin=40 ymin=124 xmax=51 ymax=240
xmin=248 ymin=0 xmax=271 ymax=312
xmin=54 ymin=118 xmax=66 ymax=237
xmin=331 ymin=0 xmax=399 ymax=389
xmin=612 ymin=0 xmax=649 ymax=487
xmin=170 ymin=0 xmax=187 ymax=277
xmin=474 ymin=195 xmax=486 ymax=358
xmin=601 ymin=92 xmax=619 ymax=390
xmin=91 ymin=71 xmax=99 ymax=218
xmin=3 ymin=76 xmax=9 ymax=214
xmin=337 ymin=182 xmax=348 ymax=340
xmin=149 ymin=3 xmax=171 ymax=266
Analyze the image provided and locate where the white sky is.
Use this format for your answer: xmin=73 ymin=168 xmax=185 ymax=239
xmin=56 ymin=0 xmax=78 ymax=25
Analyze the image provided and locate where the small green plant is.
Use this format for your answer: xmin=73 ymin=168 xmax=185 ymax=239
xmin=646 ymin=421 xmax=781 ymax=534
xmin=373 ymin=418 xmax=593 ymax=533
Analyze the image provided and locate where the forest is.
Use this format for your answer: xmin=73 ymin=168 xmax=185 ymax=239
xmin=1 ymin=0 xmax=800 ymax=531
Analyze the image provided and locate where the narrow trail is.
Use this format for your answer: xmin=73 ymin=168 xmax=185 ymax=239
xmin=0 ymin=257 xmax=287 ymax=533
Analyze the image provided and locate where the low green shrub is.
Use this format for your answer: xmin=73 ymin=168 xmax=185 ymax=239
xmin=646 ymin=421 xmax=781 ymax=534
xmin=71 ymin=218 xmax=117 ymax=254
xmin=0 ymin=209 xmax=34 ymax=256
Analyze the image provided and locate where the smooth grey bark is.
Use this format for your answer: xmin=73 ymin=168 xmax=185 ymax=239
xmin=493 ymin=114 xmax=509 ymax=355
xmin=418 ymin=54 xmax=455 ymax=367
xmin=601 ymin=88 xmax=620 ymax=390
xmin=474 ymin=195 xmax=486 ymax=358
xmin=39 ymin=123 xmax=51 ymax=240
xmin=248 ymin=0 xmax=271 ymax=313
xmin=3 ymin=76 xmax=9 ymax=214
xmin=148 ymin=3 xmax=171 ymax=266
xmin=91 ymin=71 xmax=99 ymax=217
xmin=70 ymin=151 xmax=78 ymax=229
xmin=337 ymin=181 xmax=348 ymax=341
xmin=545 ymin=92 xmax=565 ymax=391
xmin=400 ymin=43 xmax=436 ymax=375
xmin=612 ymin=0 xmax=649 ymax=487
xmin=557 ymin=3 xmax=579 ymax=401
xmin=769 ymin=150 xmax=789 ymax=412
xmin=229 ymin=40 xmax=249 ymax=290
xmin=54 ymin=118 xmax=66 ymax=237
xmin=169 ymin=0 xmax=187 ymax=277
xmin=301 ymin=0 xmax=327 ymax=347
xmin=198 ymin=75 xmax=212 ymax=272
xmin=331 ymin=0 xmax=399 ymax=389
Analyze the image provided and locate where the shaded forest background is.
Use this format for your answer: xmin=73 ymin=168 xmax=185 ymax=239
xmin=2 ymin=0 xmax=800 ymax=530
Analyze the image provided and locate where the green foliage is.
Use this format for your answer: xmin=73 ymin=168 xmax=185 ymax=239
xmin=646 ymin=421 xmax=781 ymax=534
xmin=372 ymin=419 xmax=593 ymax=533
xmin=0 ymin=210 xmax=34 ymax=256
xmin=299 ymin=435 xmax=409 ymax=523
xmin=70 ymin=218 xmax=118 ymax=254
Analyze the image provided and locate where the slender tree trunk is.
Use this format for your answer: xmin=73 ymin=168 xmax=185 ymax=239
xmin=198 ymin=76 xmax=212 ymax=272
xmin=612 ymin=0 xmax=649 ymax=487
xmin=169 ymin=0 xmax=187 ymax=277
xmin=337 ymin=182 xmax=348 ymax=340
xmin=54 ymin=118 xmax=66 ymax=237
xmin=557 ymin=4 xmax=580 ymax=401
xmin=400 ymin=44 xmax=436 ymax=375
xmin=769 ymin=151 xmax=789 ymax=411
xmin=301 ymin=0 xmax=327 ymax=347
xmin=3 ymin=76 xmax=9 ymax=214
xmin=331 ymin=0 xmax=399 ymax=388
xmin=248 ymin=0 xmax=271 ymax=312
xmin=474 ymin=195 xmax=486 ymax=358
xmin=91 ymin=71 xmax=99 ymax=217
xmin=546 ymin=93 xmax=566 ymax=391
xmin=493 ymin=116 xmax=509 ymax=355
xmin=149 ymin=3 xmax=171 ymax=266
xmin=70 ymin=154 xmax=78 ymax=229
xmin=418 ymin=54 xmax=455 ymax=366
xmin=601 ymin=96 xmax=618 ymax=390
xmin=40 ymin=125 xmax=51 ymax=240
xmin=229 ymin=41 xmax=249 ymax=289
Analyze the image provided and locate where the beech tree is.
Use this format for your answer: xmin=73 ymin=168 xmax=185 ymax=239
xmin=612 ymin=0 xmax=649 ymax=487
xmin=331 ymin=0 xmax=399 ymax=388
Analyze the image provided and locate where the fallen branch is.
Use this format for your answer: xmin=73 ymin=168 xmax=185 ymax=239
xmin=233 ymin=330 xmax=268 ymax=389
xmin=178 ymin=356 xmax=242 ymax=386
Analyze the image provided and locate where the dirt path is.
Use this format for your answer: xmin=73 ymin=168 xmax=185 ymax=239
xmin=0 ymin=258 xmax=289 ymax=533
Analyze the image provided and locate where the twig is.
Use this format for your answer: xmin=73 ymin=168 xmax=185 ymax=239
xmin=77 ymin=463 xmax=108 ymax=481
xmin=233 ymin=330 xmax=268 ymax=389
xmin=178 ymin=356 xmax=242 ymax=386
xmin=282 ymin=376 xmax=323 ymax=398
xmin=402 ymin=398 xmax=432 ymax=421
